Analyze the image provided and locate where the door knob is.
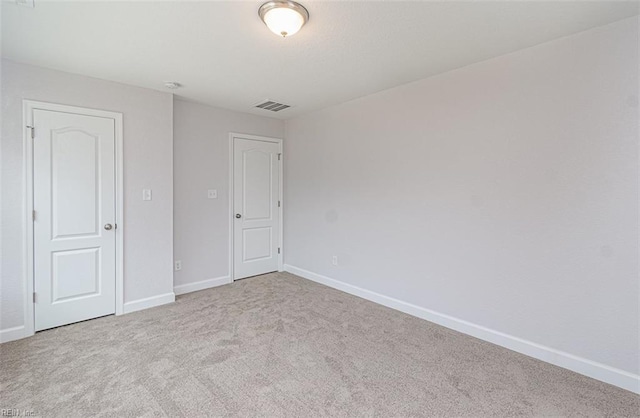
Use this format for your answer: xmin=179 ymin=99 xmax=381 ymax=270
xmin=235 ymin=214 xmax=242 ymax=219
xmin=104 ymin=224 xmax=113 ymax=230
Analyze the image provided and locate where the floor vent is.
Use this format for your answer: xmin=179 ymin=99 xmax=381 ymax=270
xmin=254 ymin=100 xmax=291 ymax=112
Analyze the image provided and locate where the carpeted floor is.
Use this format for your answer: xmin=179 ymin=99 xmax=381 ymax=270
xmin=1 ymin=272 xmax=638 ymax=417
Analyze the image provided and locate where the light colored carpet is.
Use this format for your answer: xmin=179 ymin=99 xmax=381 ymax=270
xmin=1 ymin=272 xmax=638 ymax=417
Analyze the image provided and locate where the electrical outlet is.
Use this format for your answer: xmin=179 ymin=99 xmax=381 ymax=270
xmin=142 ymin=189 xmax=152 ymax=201
xmin=174 ymin=260 xmax=182 ymax=271
xmin=207 ymin=189 xmax=217 ymax=199
xmin=332 ymin=256 xmax=338 ymax=266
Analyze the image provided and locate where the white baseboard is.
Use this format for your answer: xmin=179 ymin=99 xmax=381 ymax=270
xmin=174 ymin=276 xmax=231 ymax=296
xmin=284 ymin=264 xmax=640 ymax=394
xmin=123 ymin=292 xmax=175 ymax=314
xmin=0 ymin=326 xmax=27 ymax=343
xmin=2 ymin=292 xmax=177 ymax=343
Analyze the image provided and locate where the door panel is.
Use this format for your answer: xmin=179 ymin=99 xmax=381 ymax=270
xmin=51 ymin=129 xmax=100 ymax=238
xmin=33 ymin=109 xmax=116 ymax=331
xmin=52 ymin=248 xmax=100 ymax=302
xmin=243 ymin=227 xmax=272 ymax=261
xmin=233 ymin=138 xmax=280 ymax=280
xmin=243 ymin=149 xmax=273 ymax=220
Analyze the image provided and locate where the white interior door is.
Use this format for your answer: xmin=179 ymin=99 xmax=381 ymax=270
xmin=33 ymin=109 xmax=117 ymax=331
xmin=233 ymin=137 xmax=281 ymax=280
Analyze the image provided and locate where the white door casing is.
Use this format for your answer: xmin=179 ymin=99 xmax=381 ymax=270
xmin=32 ymin=107 xmax=119 ymax=331
xmin=231 ymin=135 xmax=282 ymax=280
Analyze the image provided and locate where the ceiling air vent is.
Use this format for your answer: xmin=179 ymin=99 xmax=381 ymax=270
xmin=254 ymin=100 xmax=291 ymax=112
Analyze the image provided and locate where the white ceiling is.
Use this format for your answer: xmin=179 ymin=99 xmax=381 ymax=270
xmin=2 ymin=1 xmax=638 ymax=119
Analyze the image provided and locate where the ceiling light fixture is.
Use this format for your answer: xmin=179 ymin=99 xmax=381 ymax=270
xmin=258 ymin=1 xmax=309 ymax=38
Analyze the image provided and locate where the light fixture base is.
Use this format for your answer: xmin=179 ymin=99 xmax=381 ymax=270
xmin=164 ymin=81 xmax=181 ymax=89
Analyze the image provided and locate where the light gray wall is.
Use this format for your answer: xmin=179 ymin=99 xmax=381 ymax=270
xmin=1 ymin=59 xmax=174 ymax=330
xmin=173 ymin=99 xmax=283 ymax=288
xmin=284 ymin=17 xmax=639 ymax=375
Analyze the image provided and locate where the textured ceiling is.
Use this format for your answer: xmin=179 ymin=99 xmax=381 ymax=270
xmin=2 ymin=1 xmax=638 ymax=119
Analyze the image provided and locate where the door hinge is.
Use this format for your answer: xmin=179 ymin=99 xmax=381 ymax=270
xmin=26 ymin=125 xmax=35 ymax=139
xmin=32 ymin=210 xmax=36 ymax=221
xmin=33 ymin=292 xmax=37 ymax=304
xmin=278 ymin=247 xmax=281 ymax=254
xmin=278 ymin=200 xmax=281 ymax=208
xmin=278 ymin=153 xmax=281 ymax=161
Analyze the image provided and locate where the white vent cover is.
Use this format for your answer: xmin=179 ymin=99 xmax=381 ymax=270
xmin=254 ymin=100 xmax=291 ymax=112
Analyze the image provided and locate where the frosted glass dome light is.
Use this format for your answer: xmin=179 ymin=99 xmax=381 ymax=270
xmin=259 ymin=1 xmax=309 ymax=38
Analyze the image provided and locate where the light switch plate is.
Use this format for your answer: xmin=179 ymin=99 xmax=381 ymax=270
xmin=208 ymin=189 xmax=217 ymax=199
xmin=16 ymin=0 xmax=35 ymax=8
xmin=142 ymin=189 xmax=152 ymax=201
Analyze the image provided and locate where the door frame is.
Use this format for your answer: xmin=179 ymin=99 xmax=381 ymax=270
xmin=228 ymin=133 xmax=284 ymax=281
xmin=22 ymin=100 xmax=124 ymax=337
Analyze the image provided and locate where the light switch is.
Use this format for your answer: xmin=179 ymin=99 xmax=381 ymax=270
xmin=142 ymin=189 xmax=152 ymax=201
xmin=16 ymin=0 xmax=35 ymax=8
xmin=207 ymin=189 xmax=217 ymax=199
